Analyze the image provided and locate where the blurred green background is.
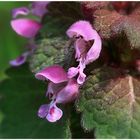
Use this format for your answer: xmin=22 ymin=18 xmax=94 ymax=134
xmin=0 ymin=2 xmax=29 ymax=80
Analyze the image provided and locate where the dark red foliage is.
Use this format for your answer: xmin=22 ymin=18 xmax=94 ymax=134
xmin=81 ymin=2 xmax=109 ymax=21
xmin=111 ymin=2 xmax=134 ymax=14
xmin=81 ymin=2 xmax=140 ymax=70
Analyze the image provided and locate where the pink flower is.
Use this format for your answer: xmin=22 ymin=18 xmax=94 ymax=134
xmin=11 ymin=18 xmax=42 ymax=38
xmin=35 ymin=65 xmax=79 ymax=122
xmin=12 ymin=7 xmax=29 ymax=18
xmin=9 ymin=43 xmax=36 ymax=67
xmin=35 ymin=65 xmax=68 ymax=83
xmin=66 ymin=20 xmax=102 ymax=84
xmin=9 ymin=52 xmax=29 ymax=67
xmin=38 ymin=103 xmax=62 ymax=123
xmin=10 ymin=4 xmax=42 ymax=67
xmin=31 ymin=2 xmax=50 ymax=17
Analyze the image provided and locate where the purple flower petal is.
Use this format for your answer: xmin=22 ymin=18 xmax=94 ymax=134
xmin=67 ymin=60 xmax=86 ymax=85
xmin=66 ymin=20 xmax=102 ymax=84
xmin=85 ymin=33 xmax=102 ymax=64
xmin=35 ymin=65 xmax=68 ymax=83
xmin=31 ymin=2 xmax=50 ymax=17
xmin=56 ymin=79 xmax=79 ymax=104
xmin=46 ymin=104 xmax=63 ymax=122
xmin=77 ymin=60 xmax=86 ymax=84
xmin=9 ymin=52 xmax=29 ymax=67
xmin=67 ymin=67 xmax=79 ymax=78
xmin=12 ymin=7 xmax=29 ymax=18
xmin=66 ymin=20 xmax=102 ymax=64
xmin=11 ymin=18 xmax=42 ymax=38
xmin=66 ymin=20 xmax=97 ymax=41
xmin=77 ymin=71 xmax=86 ymax=85
xmin=38 ymin=104 xmax=50 ymax=118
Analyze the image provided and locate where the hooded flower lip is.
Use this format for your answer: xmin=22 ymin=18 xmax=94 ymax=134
xmin=35 ymin=65 xmax=68 ymax=83
xmin=9 ymin=52 xmax=29 ymax=67
xmin=36 ymin=65 xmax=79 ymax=102
xmin=11 ymin=18 xmax=42 ymax=38
xmin=66 ymin=20 xmax=98 ymax=41
xmin=31 ymin=2 xmax=50 ymax=17
xmin=66 ymin=20 xmax=102 ymax=64
xmin=66 ymin=20 xmax=102 ymax=84
xmin=36 ymin=65 xmax=79 ymax=122
xmin=12 ymin=7 xmax=30 ymax=18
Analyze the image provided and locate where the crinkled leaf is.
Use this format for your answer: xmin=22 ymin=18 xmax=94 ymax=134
xmin=130 ymin=5 xmax=140 ymax=20
xmin=39 ymin=16 xmax=69 ymax=39
xmin=68 ymin=104 xmax=95 ymax=138
xmin=81 ymin=2 xmax=109 ymax=21
xmin=112 ymin=16 xmax=140 ymax=49
xmin=29 ymin=37 xmax=66 ymax=73
xmin=81 ymin=1 xmax=109 ymax=11
xmin=38 ymin=2 xmax=82 ymax=39
xmin=30 ymin=3 xmax=79 ymax=74
xmin=111 ymin=5 xmax=140 ymax=49
xmin=92 ymin=3 xmax=140 ymax=47
xmin=93 ymin=9 xmax=122 ymax=39
xmin=29 ymin=37 xmax=76 ymax=73
xmin=0 ymin=64 xmax=71 ymax=138
xmin=47 ymin=2 xmax=82 ymax=23
xmin=76 ymin=66 xmax=140 ymax=138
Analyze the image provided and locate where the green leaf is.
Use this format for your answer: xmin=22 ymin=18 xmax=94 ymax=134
xmin=68 ymin=104 xmax=95 ymax=138
xmin=29 ymin=37 xmax=76 ymax=73
xmin=0 ymin=71 xmax=8 ymax=81
xmin=47 ymin=2 xmax=83 ymax=24
xmin=38 ymin=2 xmax=82 ymax=39
xmin=39 ymin=16 xmax=69 ymax=39
xmin=29 ymin=2 xmax=81 ymax=74
xmin=0 ymin=64 xmax=71 ymax=138
xmin=76 ymin=66 xmax=140 ymax=138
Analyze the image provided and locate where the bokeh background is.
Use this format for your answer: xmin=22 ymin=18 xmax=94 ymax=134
xmin=0 ymin=2 xmax=29 ymax=80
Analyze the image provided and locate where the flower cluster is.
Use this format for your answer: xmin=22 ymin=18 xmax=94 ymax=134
xmin=35 ymin=65 xmax=79 ymax=122
xmin=10 ymin=2 xmax=49 ymax=66
xmin=10 ymin=2 xmax=102 ymax=122
xmin=66 ymin=21 xmax=102 ymax=84
xmin=35 ymin=21 xmax=102 ymax=122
